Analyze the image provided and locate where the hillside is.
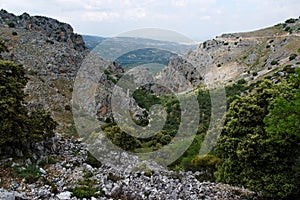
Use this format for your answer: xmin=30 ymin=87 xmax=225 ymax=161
xmin=164 ymin=17 xmax=300 ymax=88
xmin=0 ymin=9 xmax=299 ymax=199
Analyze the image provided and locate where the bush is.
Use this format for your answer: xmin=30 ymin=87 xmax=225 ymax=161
xmin=108 ymin=172 xmax=123 ymax=182
xmin=17 ymin=165 xmax=41 ymax=184
xmin=69 ymin=177 xmax=104 ymax=199
xmin=237 ymin=79 xmax=246 ymax=85
xmin=85 ymin=151 xmax=102 ymax=168
xmin=191 ymin=154 xmax=221 ymax=181
xmin=289 ymin=53 xmax=297 ymax=61
xmin=284 ymin=26 xmax=291 ymax=32
xmin=285 ymin=18 xmax=297 ymax=23
xmin=271 ymin=60 xmax=279 ymax=65
xmin=7 ymin=22 xmax=15 ymax=28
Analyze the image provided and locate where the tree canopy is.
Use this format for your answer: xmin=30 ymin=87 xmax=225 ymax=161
xmin=0 ymin=42 xmax=57 ymax=155
xmin=215 ymin=69 xmax=300 ymax=198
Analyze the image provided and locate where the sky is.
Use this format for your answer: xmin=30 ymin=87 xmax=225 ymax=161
xmin=1 ymin=0 xmax=300 ymax=41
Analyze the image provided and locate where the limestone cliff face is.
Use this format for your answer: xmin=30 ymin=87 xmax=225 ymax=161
xmin=0 ymin=10 xmax=121 ymax=134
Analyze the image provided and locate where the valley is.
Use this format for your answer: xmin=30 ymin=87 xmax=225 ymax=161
xmin=0 ymin=9 xmax=299 ymax=199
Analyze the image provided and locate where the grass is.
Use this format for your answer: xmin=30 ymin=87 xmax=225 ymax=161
xmin=69 ymin=171 xmax=104 ymax=199
xmin=17 ymin=165 xmax=41 ymax=184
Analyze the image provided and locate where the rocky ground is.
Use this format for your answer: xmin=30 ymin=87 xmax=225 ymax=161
xmin=0 ymin=135 xmax=261 ymax=200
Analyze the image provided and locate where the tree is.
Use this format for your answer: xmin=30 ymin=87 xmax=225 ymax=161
xmin=104 ymin=126 xmax=139 ymax=151
xmin=0 ymin=58 xmax=57 ymax=154
xmin=215 ymin=74 xmax=300 ymax=198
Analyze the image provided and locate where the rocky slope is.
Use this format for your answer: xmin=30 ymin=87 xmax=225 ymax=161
xmin=0 ymin=135 xmax=260 ymax=200
xmin=1 ymin=9 xmax=299 ymax=200
xmin=164 ymin=17 xmax=300 ymax=87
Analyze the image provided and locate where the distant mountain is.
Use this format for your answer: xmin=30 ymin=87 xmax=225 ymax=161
xmin=82 ymin=35 xmax=105 ymax=50
xmin=115 ymin=47 xmax=178 ymax=68
xmin=83 ymin=35 xmax=198 ymax=71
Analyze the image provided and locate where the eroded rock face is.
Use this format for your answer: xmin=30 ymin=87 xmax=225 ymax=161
xmin=0 ymin=9 xmax=85 ymax=51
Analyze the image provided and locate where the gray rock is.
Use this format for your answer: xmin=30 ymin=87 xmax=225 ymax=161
xmin=56 ymin=191 xmax=72 ymax=200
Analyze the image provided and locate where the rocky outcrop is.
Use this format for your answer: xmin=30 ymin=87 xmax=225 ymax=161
xmin=0 ymin=9 xmax=85 ymax=51
xmin=0 ymin=10 xmax=126 ymax=133
xmin=0 ymin=137 xmax=259 ymax=200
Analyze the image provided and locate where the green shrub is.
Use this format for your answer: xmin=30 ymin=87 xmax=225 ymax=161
xmin=7 ymin=22 xmax=15 ymax=28
xmin=85 ymin=151 xmax=102 ymax=168
xmin=69 ymin=187 xmax=104 ymax=199
xmin=271 ymin=60 xmax=279 ymax=65
xmin=237 ymin=79 xmax=246 ymax=85
xmin=191 ymin=154 xmax=221 ymax=181
xmin=283 ymin=65 xmax=295 ymax=74
xmin=17 ymin=165 xmax=41 ymax=184
xmin=70 ymin=173 xmax=104 ymax=199
xmin=107 ymin=172 xmax=123 ymax=182
xmin=289 ymin=53 xmax=297 ymax=61
xmin=285 ymin=18 xmax=297 ymax=24
xmin=284 ymin=26 xmax=291 ymax=32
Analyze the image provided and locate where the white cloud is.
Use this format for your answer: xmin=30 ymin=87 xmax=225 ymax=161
xmin=199 ymin=15 xmax=211 ymax=21
xmin=172 ymin=0 xmax=187 ymax=7
xmin=125 ymin=8 xmax=147 ymax=19
xmin=82 ymin=11 xmax=120 ymax=22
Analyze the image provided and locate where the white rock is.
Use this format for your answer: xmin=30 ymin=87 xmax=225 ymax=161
xmin=39 ymin=167 xmax=47 ymax=175
xmin=56 ymin=191 xmax=72 ymax=200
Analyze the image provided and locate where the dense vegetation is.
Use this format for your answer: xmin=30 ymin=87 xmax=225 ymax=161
xmin=0 ymin=41 xmax=57 ymax=155
xmin=101 ymin=65 xmax=300 ymax=199
xmin=215 ymin=69 xmax=300 ymax=199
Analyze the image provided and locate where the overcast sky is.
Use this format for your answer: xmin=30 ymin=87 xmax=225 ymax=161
xmin=1 ymin=0 xmax=300 ymax=41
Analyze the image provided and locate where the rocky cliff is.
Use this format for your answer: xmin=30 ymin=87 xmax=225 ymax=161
xmin=0 ymin=10 xmax=125 ymax=135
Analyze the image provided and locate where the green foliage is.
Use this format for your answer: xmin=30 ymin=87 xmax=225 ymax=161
xmin=285 ymin=18 xmax=297 ymax=24
xmin=289 ymin=53 xmax=297 ymax=61
xmin=105 ymin=126 xmax=140 ymax=151
xmin=215 ymin=71 xmax=300 ymax=198
xmin=133 ymin=88 xmax=161 ymax=111
xmin=0 ymin=60 xmax=57 ymax=154
xmin=17 ymin=165 xmax=41 ymax=184
xmin=271 ymin=60 xmax=279 ymax=65
xmin=85 ymin=151 xmax=102 ymax=168
xmin=225 ymin=79 xmax=247 ymax=106
xmin=38 ymin=155 xmax=57 ymax=167
xmin=69 ymin=176 xmax=104 ymax=199
xmin=284 ymin=26 xmax=291 ymax=32
xmin=191 ymin=154 xmax=221 ymax=181
xmin=115 ymin=48 xmax=176 ymax=68
xmin=7 ymin=22 xmax=15 ymax=28
xmin=107 ymin=172 xmax=123 ymax=182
